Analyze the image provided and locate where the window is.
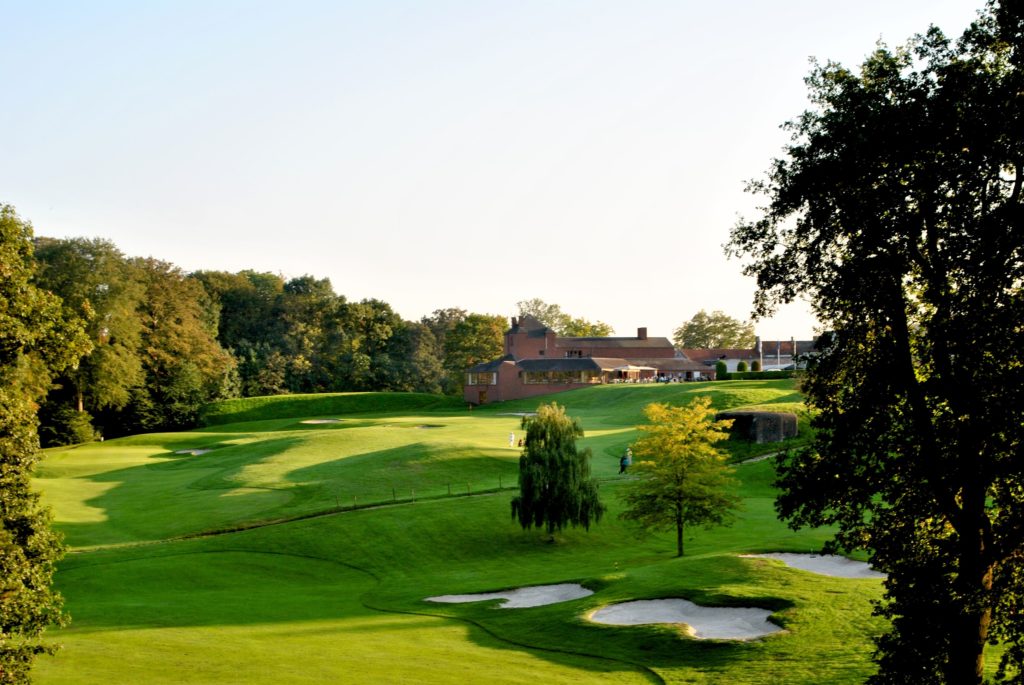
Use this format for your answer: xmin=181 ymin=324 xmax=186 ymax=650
xmin=466 ymin=372 xmax=497 ymax=385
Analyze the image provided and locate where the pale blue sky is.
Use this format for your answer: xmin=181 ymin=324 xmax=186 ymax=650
xmin=1 ymin=1 xmax=981 ymax=339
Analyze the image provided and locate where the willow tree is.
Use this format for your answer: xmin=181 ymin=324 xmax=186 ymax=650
xmin=620 ymin=399 xmax=740 ymax=557
xmin=728 ymin=4 xmax=1024 ymax=682
xmin=511 ymin=403 xmax=604 ymax=535
xmin=0 ymin=205 xmax=90 ymax=681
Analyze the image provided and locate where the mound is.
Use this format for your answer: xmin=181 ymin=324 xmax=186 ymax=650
xmin=199 ymin=392 xmax=463 ymax=426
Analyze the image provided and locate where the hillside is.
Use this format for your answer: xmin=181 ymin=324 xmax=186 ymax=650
xmin=32 ymin=381 xmax=901 ymax=684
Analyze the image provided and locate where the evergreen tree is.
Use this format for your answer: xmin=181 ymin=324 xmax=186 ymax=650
xmin=511 ymin=403 xmax=604 ymax=535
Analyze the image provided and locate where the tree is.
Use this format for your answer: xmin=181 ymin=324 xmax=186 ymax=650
xmin=673 ymin=310 xmax=754 ymax=349
xmin=516 ymin=298 xmax=613 ymax=337
xmin=127 ymin=258 xmax=235 ymax=430
xmin=443 ymin=313 xmax=505 ymax=389
xmin=727 ymin=4 xmax=1024 ymax=682
xmin=421 ymin=308 xmax=467 ymax=394
xmin=33 ymin=238 xmax=145 ymax=418
xmin=0 ymin=205 xmax=90 ymax=681
xmin=620 ymin=399 xmax=740 ymax=557
xmin=511 ymin=403 xmax=604 ymax=535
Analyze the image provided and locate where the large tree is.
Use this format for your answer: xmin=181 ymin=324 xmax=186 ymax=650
xmin=516 ymin=298 xmax=613 ymax=337
xmin=0 ymin=205 xmax=90 ymax=681
xmin=672 ymin=310 xmax=754 ymax=349
xmin=33 ymin=238 xmax=145 ymax=418
xmin=443 ymin=313 xmax=505 ymax=390
xmin=620 ymin=399 xmax=740 ymax=557
xmin=127 ymin=258 xmax=236 ymax=430
xmin=510 ymin=403 xmax=604 ymax=536
xmin=727 ymin=4 xmax=1024 ymax=683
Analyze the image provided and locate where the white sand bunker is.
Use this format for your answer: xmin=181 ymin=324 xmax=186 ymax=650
xmin=590 ymin=599 xmax=782 ymax=640
xmin=174 ymin=449 xmax=211 ymax=456
xmin=742 ymin=553 xmax=885 ymax=579
xmin=426 ymin=583 xmax=593 ymax=608
xmin=300 ymin=419 xmax=343 ymax=424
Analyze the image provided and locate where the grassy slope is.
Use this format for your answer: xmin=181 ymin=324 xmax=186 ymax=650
xmin=33 ymin=381 xmax=895 ymax=684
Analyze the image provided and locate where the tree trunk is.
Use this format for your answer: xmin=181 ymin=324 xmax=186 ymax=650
xmin=676 ymin=507 xmax=684 ymax=557
xmin=77 ymin=389 xmax=84 ymax=413
xmin=946 ymin=494 xmax=994 ymax=684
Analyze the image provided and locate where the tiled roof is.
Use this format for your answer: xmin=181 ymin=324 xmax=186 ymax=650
xmin=466 ymin=355 xmax=516 ymax=373
xmin=556 ymin=336 xmax=674 ymax=349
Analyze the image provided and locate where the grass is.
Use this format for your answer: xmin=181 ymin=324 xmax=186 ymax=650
xmin=32 ymin=380 xmax=896 ymax=684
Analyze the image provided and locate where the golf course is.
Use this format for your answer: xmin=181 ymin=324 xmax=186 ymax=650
xmin=31 ymin=379 xmax=890 ymax=684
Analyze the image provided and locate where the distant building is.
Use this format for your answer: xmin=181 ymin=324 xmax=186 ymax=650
xmin=680 ymin=336 xmax=817 ymax=373
xmin=464 ymin=316 xmax=708 ymax=405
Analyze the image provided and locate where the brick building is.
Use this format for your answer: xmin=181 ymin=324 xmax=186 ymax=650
xmin=464 ymin=315 xmax=708 ymax=405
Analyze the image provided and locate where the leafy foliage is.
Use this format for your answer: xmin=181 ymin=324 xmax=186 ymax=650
xmin=620 ymin=399 xmax=740 ymax=556
xmin=516 ymin=298 xmax=613 ymax=337
xmin=0 ymin=205 xmax=90 ymax=682
xmin=443 ymin=314 xmax=505 ymax=386
xmin=510 ymin=403 xmax=604 ymax=535
xmin=728 ymin=4 xmax=1024 ymax=682
xmin=673 ymin=310 xmax=754 ymax=349
xmin=715 ymin=360 xmax=728 ymax=378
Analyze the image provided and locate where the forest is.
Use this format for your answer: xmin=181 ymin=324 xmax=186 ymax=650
xmin=27 ymin=234 xmax=513 ymax=444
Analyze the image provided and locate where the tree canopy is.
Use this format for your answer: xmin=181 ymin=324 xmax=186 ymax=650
xmin=516 ymin=298 xmax=613 ymax=337
xmin=0 ymin=206 xmax=90 ymax=681
xmin=672 ymin=310 xmax=754 ymax=349
xmin=510 ymin=403 xmax=604 ymax=535
xmin=727 ymin=3 xmax=1024 ymax=682
xmin=620 ymin=399 xmax=739 ymax=557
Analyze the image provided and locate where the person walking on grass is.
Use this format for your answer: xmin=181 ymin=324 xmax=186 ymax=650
xmin=619 ymin=448 xmax=632 ymax=474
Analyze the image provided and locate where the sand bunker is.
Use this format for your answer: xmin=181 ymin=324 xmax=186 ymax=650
xmin=590 ymin=599 xmax=782 ymax=640
xmin=174 ymin=449 xmax=211 ymax=456
xmin=742 ymin=553 xmax=885 ymax=579
xmin=425 ymin=583 xmax=593 ymax=608
xmin=300 ymin=419 xmax=343 ymax=424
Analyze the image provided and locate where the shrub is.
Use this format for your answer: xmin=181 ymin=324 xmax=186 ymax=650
xmin=751 ymin=359 xmax=762 ymax=372
xmin=715 ymin=360 xmax=728 ymax=379
xmin=736 ymin=360 xmax=748 ymax=373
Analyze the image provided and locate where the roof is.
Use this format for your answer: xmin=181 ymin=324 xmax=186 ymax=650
xmin=556 ymin=336 xmax=674 ymax=349
xmin=466 ymin=354 xmax=516 ymax=373
xmin=517 ymin=358 xmax=626 ymax=373
xmin=627 ymin=357 xmax=709 ymax=372
xmin=507 ymin=315 xmax=552 ymax=338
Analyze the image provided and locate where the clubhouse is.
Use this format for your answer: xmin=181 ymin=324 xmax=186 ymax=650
xmin=463 ymin=316 xmax=709 ymax=405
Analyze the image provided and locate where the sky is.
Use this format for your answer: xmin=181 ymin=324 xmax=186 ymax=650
xmin=1 ymin=1 xmax=983 ymax=340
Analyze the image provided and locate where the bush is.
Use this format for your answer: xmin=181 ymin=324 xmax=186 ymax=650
xmin=715 ymin=360 xmax=728 ymax=379
xmin=736 ymin=360 xmax=748 ymax=373
xmin=751 ymin=359 xmax=762 ymax=372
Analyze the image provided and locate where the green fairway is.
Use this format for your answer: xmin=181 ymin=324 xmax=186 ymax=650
xmin=33 ymin=380 xmax=890 ymax=683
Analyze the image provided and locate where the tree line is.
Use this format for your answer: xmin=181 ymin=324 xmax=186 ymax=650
xmin=16 ymin=230 xmax=629 ymax=445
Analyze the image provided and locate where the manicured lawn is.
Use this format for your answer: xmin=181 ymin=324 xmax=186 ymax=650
xmin=33 ymin=381 xmax=890 ymax=683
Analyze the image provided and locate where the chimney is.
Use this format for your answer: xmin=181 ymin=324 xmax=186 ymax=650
xmin=637 ymin=327 xmax=647 ymax=340
xmin=511 ymin=316 xmax=518 ymax=328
